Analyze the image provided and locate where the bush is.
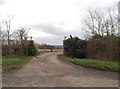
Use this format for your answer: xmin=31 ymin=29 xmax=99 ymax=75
xmin=27 ymin=40 xmax=37 ymax=56
xmin=87 ymin=35 xmax=119 ymax=61
xmin=63 ymin=35 xmax=87 ymax=58
xmin=63 ymin=35 xmax=119 ymax=61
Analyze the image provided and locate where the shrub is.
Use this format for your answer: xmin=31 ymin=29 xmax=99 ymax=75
xmin=27 ymin=40 xmax=37 ymax=56
xmin=63 ymin=35 xmax=87 ymax=58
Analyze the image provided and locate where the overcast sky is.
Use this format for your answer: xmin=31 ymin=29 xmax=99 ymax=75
xmin=0 ymin=0 xmax=118 ymax=45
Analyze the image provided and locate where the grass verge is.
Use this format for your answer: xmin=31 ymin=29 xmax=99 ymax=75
xmin=2 ymin=55 xmax=32 ymax=73
xmin=58 ymin=54 xmax=119 ymax=72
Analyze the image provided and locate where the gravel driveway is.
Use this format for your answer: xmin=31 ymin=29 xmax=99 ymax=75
xmin=2 ymin=52 xmax=118 ymax=87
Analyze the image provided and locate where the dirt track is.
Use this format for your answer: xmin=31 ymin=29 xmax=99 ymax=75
xmin=3 ymin=52 xmax=118 ymax=87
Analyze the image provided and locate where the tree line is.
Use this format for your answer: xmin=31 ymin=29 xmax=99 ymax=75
xmin=63 ymin=8 xmax=119 ymax=61
xmin=0 ymin=16 xmax=37 ymax=56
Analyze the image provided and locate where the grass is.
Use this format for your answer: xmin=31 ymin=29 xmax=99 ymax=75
xmin=2 ymin=55 xmax=32 ymax=73
xmin=58 ymin=54 xmax=119 ymax=72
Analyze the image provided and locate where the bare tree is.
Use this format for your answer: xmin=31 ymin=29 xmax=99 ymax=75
xmin=0 ymin=22 xmax=2 ymax=40
xmin=103 ymin=9 xmax=118 ymax=36
xmin=82 ymin=7 xmax=119 ymax=60
xmin=83 ymin=9 xmax=105 ymax=38
xmin=83 ymin=8 xmax=118 ymax=38
xmin=3 ymin=16 xmax=13 ymax=45
xmin=0 ymin=22 xmax=2 ymax=50
xmin=0 ymin=20 xmax=8 ymax=46
xmin=14 ymin=27 xmax=30 ymax=44
xmin=14 ymin=27 xmax=30 ymax=55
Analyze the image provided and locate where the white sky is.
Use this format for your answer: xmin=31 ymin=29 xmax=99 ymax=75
xmin=0 ymin=0 xmax=118 ymax=45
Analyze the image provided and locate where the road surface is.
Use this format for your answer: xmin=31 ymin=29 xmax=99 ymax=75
xmin=3 ymin=52 xmax=118 ymax=87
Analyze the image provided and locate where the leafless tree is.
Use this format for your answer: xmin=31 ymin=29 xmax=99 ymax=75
xmin=103 ymin=9 xmax=118 ymax=36
xmin=0 ymin=22 xmax=2 ymax=39
xmin=82 ymin=7 xmax=119 ymax=60
xmin=14 ymin=27 xmax=30 ymax=44
xmin=0 ymin=20 xmax=7 ymax=46
xmin=2 ymin=16 xmax=13 ymax=45
xmin=14 ymin=27 xmax=30 ymax=55
xmin=83 ymin=8 xmax=118 ymax=38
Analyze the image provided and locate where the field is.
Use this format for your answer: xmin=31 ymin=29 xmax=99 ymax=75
xmin=38 ymin=48 xmax=63 ymax=52
xmin=2 ymin=55 xmax=32 ymax=73
xmin=58 ymin=54 xmax=119 ymax=72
